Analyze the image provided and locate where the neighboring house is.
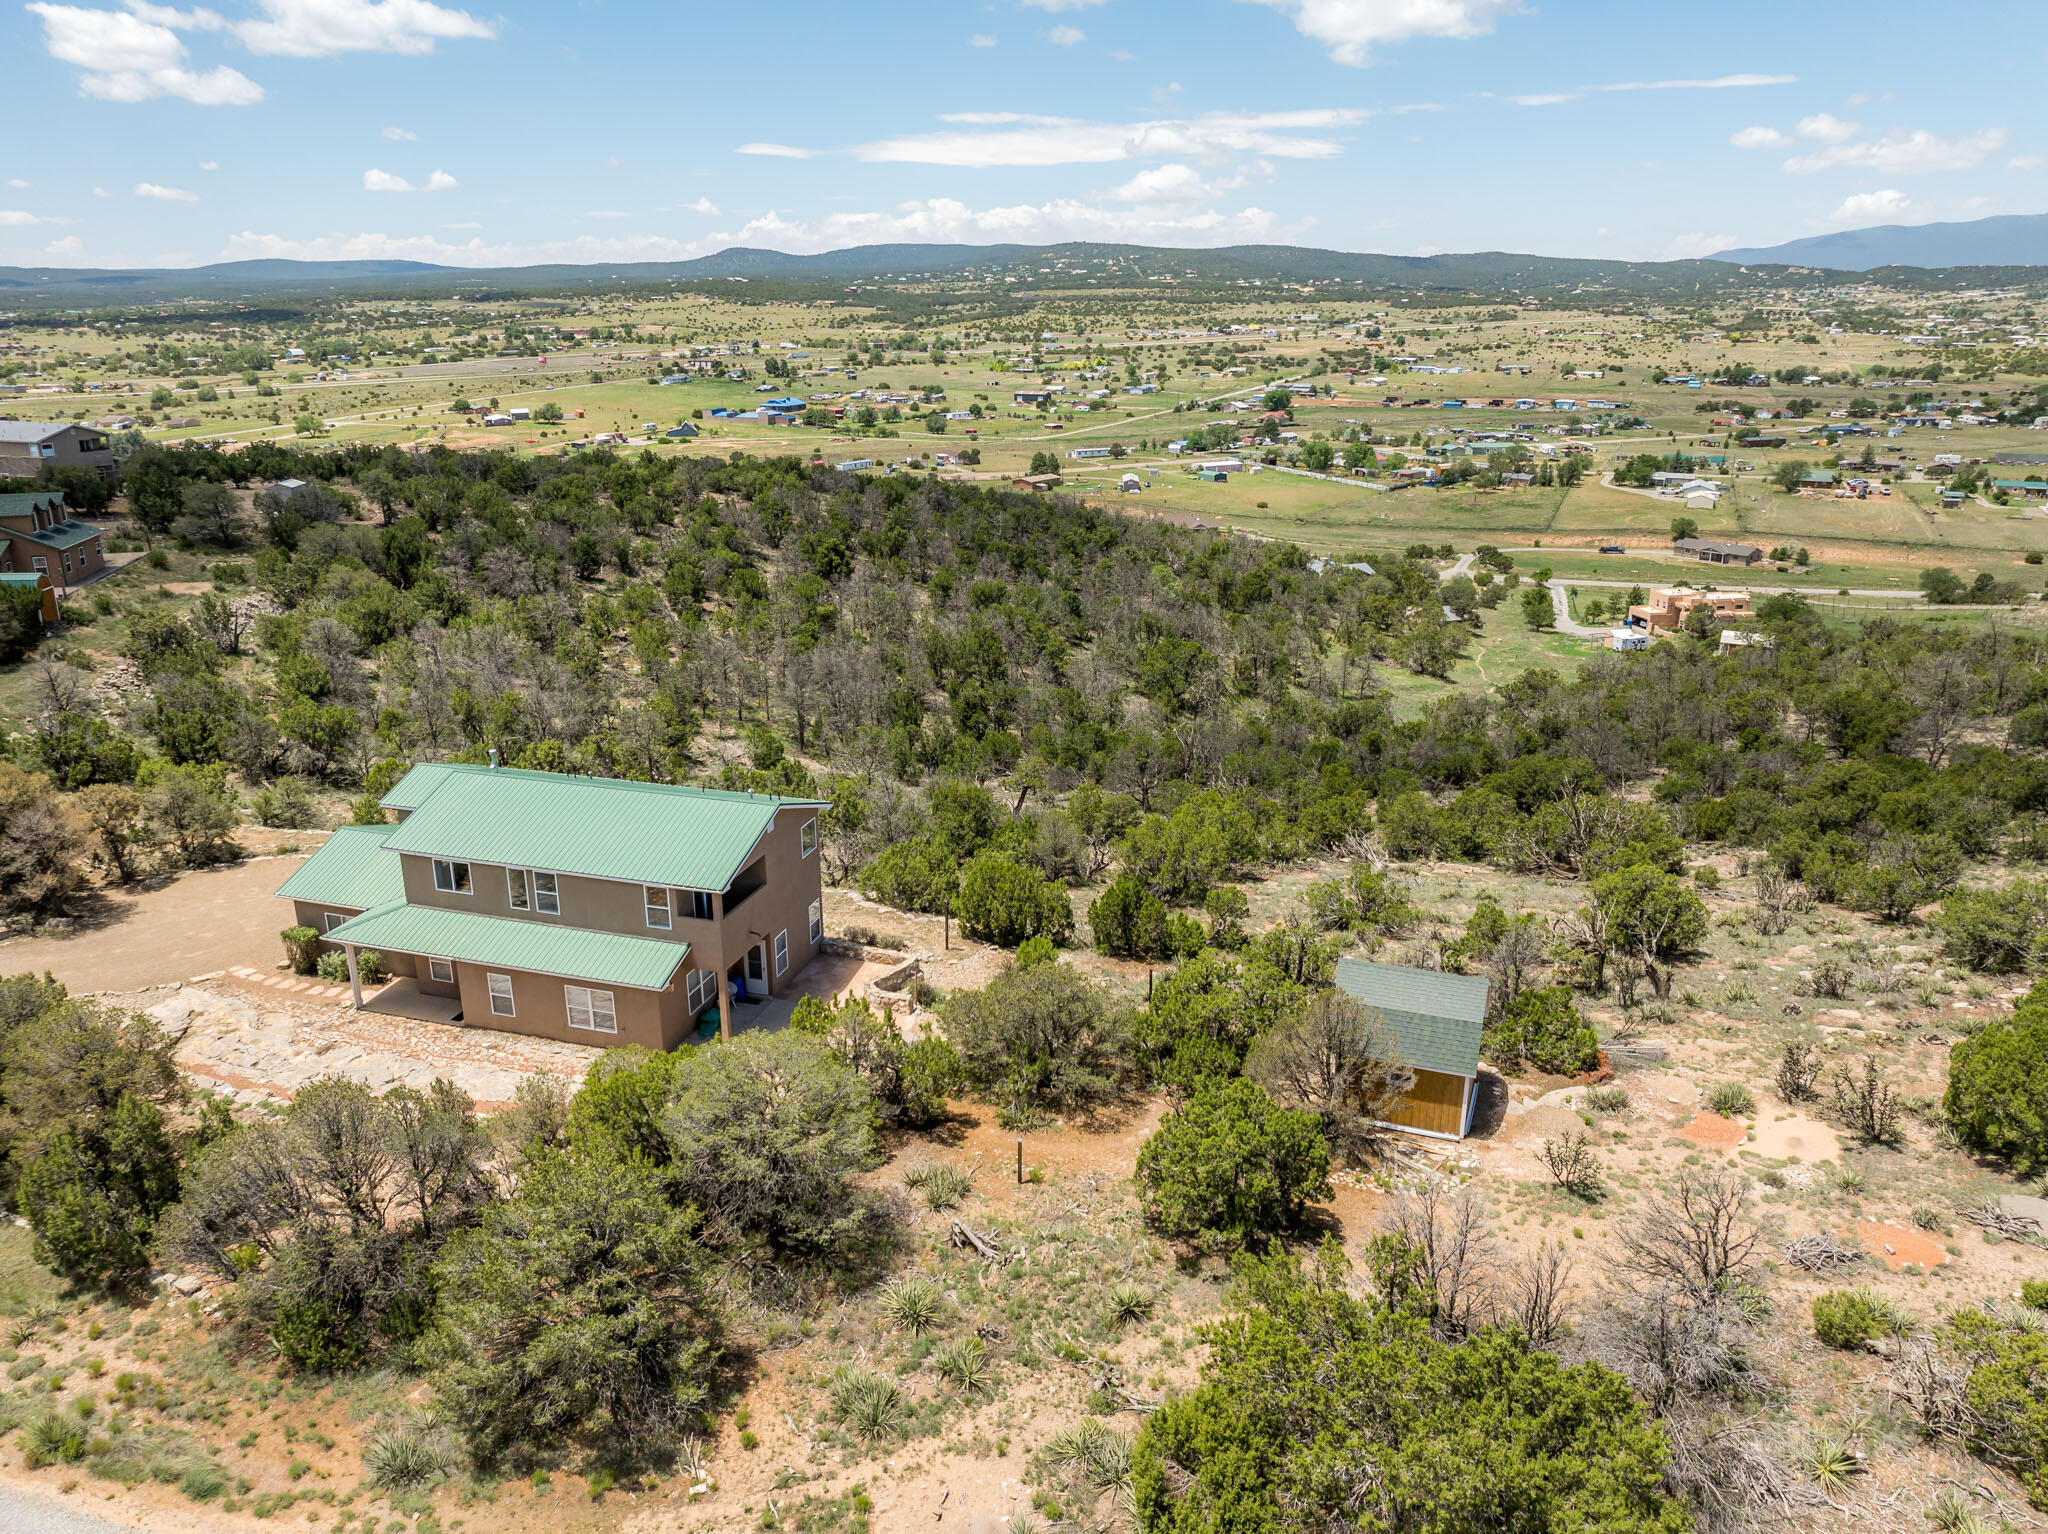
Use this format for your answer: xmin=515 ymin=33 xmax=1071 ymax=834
xmin=1627 ymin=586 xmax=1753 ymax=632
xmin=1609 ymin=628 xmax=1651 ymax=652
xmin=275 ymin=763 xmax=830 ymax=1051
xmin=1672 ymin=537 xmax=1763 ymax=566
xmin=0 ymin=420 xmax=116 ymax=479
xmin=1332 ymin=959 xmax=1490 ymax=1140
xmin=0 ymin=490 xmax=107 ymax=591
xmin=1011 ymin=474 xmax=1061 ymax=491
xmin=1 ymin=569 xmax=57 ymax=625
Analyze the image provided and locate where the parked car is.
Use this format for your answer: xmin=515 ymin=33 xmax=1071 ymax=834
xmin=1599 ymin=544 xmax=1627 ymax=554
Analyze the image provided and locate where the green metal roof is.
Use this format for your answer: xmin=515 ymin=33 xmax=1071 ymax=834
xmin=1333 ymin=958 xmax=1489 ymax=1078
xmin=378 ymin=763 xmax=828 ymax=891
xmin=0 ymin=492 xmax=66 ymax=521
xmin=14 ymin=519 xmax=103 ymax=552
xmin=274 ymin=825 xmax=405 ymax=912
xmin=380 ymin=761 xmax=462 ymax=810
xmin=0 ymin=571 xmax=48 ymax=587
xmin=322 ymin=901 xmax=690 ymax=991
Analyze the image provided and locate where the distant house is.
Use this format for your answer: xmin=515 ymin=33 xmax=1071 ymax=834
xmin=834 ymin=458 xmax=874 ymax=472
xmin=1331 ymin=959 xmax=1490 ymax=1140
xmin=1011 ymin=474 xmax=1061 ymax=491
xmin=1672 ymin=537 xmax=1763 ymax=566
xmin=0 ymin=420 xmax=116 ymax=480
xmin=1940 ymin=489 xmax=1966 ymax=510
xmin=1069 ymin=447 xmax=1113 ymax=460
xmin=1994 ymin=479 xmax=2048 ymax=500
xmin=1609 ymin=628 xmax=1651 ymax=652
xmin=507 ymin=407 xmax=532 ymax=422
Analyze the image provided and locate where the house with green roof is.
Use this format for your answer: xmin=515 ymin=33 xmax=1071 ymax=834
xmin=0 ymin=490 xmax=108 ymax=593
xmin=1333 ymin=958 xmax=1491 ymax=1140
xmin=276 ymin=761 xmax=831 ymax=1050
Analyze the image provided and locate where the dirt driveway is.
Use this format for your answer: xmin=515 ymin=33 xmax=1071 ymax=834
xmin=0 ymin=849 xmax=313 ymax=992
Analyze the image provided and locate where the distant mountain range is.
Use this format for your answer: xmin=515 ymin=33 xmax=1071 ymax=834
xmin=3 ymin=226 xmax=2047 ymax=308
xmin=1715 ymin=212 xmax=2048 ymax=270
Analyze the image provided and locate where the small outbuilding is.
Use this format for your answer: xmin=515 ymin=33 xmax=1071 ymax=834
xmin=1332 ymin=959 xmax=1490 ymax=1140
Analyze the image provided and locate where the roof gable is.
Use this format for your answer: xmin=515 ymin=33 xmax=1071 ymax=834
xmin=377 ymin=763 xmax=826 ymax=890
xmin=275 ymin=824 xmax=405 ymax=911
xmin=1334 ymin=958 xmax=1489 ymax=1078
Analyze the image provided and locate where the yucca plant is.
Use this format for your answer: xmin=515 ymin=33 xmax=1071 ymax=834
xmin=1928 ymin=1489 xmax=1992 ymax=1533
xmin=830 ymin=1370 xmax=908 ymax=1444
xmin=932 ymin=1336 xmax=996 ymax=1395
xmin=23 ymin=1410 xmax=88 ymax=1468
xmin=920 ymin=1165 xmax=976 ymax=1211
xmin=880 ymin=1276 xmax=949 ymax=1336
xmin=901 ymin=1162 xmax=937 ymax=1189
xmin=362 ymin=1423 xmax=451 ymax=1492
xmin=1106 ymin=1281 xmax=1154 ymax=1325
xmin=1798 ymin=1431 xmax=1861 ymax=1495
xmin=1045 ymin=1417 xmax=1133 ymax=1493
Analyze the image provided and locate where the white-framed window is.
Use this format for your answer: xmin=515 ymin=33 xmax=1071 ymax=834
xmin=774 ymin=929 xmax=789 ymax=976
xmin=800 ymin=817 xmax=818 ymax=857
xmin=533 ymin=871 xmax=560 ymax=915
xmin=808 ymin=899 xmax=823 ymax=944
xmin=685 ymin=967 xmax=717 ymax=1016
xmin=506 ymin=868 xmax=561 ymax=914
xmin=487 ymin=972 xmax=515 ymax=1016
xmin=507 ymin=868 xmax=530 ymax=910
xmin=428 ymin=957 xmax=454 ymax=984
xmin=433 ymin=858 xmax=472 ymax=894
xmin=322 ymin=911 xmax=348 ymax=933
xmin=644 ymin=886 xmax=672 ymax=930
xmin=31 ymin=556 xmax=49 ymax=575
xmin=565 ymin=985 xmax=618 ymax=1034
xmin=688 ymin=889 xmax=715 ymax=921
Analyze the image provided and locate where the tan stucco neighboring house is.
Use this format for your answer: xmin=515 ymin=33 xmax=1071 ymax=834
xmin=0 ymin=490 xmax=107 ymax=593
xmin=0 ymin=420 xmax=117 ymax=480
xmin=276 ymin=762 xmax=830 ymax=1052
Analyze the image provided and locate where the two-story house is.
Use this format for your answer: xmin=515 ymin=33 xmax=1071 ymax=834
xmin=275 ymin=762 xmax=830 ymax=1051
xmin=0 ymin=490 xmax=107 ymax=592
xmin=0 ymin=421 xmax=117 ymax=480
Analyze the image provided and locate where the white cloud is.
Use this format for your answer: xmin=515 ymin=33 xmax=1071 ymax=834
xmin=198 ymin=159 xmax=218 ymax=169
xmin=27 ymin=2 xmax=263 ymax=104
xmin=1662 ymin=231 xmax=1738 ymax=260
xmin=1520 ymin=73 xmax=1794 ymax=107
xmin=1820 ymin=188 xmax=1920 ymax=226
xmin=232 ymin=0 xmax=495 ymax=58
xmin=134 ymin=181 xmax=199 ymax=201
xmin=92 ymin=187 xmax=111 ymax=197
xmin=858 ymin=107 xmax=1366 ymax=167
xmin=45 ymin=235 xmax=84 ymax=256
xmin=1047 ymin=24 xmax=1085 ymax=45
xmin=737 ymin=142 xmax=815 ymax=158
xmin=1246 ymin=0 xmax=1522 ymax=67
xmin=1730 ymin=125 xmax=1790 ymax=148
xmin=1104 ymin=162 xmax=1225 ymax=202
xmin=1783 ymin=126 xmax=2007 ymax=175
xmin=381 ymin=124 xmax=418 ymax=140
xmin=6 ymin=180 xmax=28 ymax=189
xmin=683 ymin=196 xmax=719 ymax=214
xmin=2011 ymin=155 xmax=2045 ymax=171
xmin=362 ymin=167 xmax=457 ymax=191
xmin=1795 ymin=112 xmax=1860 ymax=143
xmin=1511 ymin=92 xmax=1577 ymax=107
xmin=0 ymin=210 xmax=48 ymax=227
xmin=968 ymin=32 xmax=996 ymax=46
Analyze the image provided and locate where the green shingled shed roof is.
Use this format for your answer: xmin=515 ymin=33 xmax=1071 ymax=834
xmin=1333 ymin=958 xmax=1489 ymax=1078
xmin=377 ymin=763 xmax=827 ymax=891
xmin=14 ymin=519 xmax=102 ymax=552
xmin=274 ymin=825 xmax=405 ymax=912
xmin=323 ymin=902 xmax=690 ymax=990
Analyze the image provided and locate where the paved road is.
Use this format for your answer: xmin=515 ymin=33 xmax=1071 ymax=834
xmin=0 ymin=1486 xmax=141 ymax=1534
xmin=1547 ymin=580 xmax=1610 ymax=636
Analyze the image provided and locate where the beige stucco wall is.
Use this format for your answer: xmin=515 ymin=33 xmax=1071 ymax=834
xmin=447 ymin=960 xmax=688 ymax=1051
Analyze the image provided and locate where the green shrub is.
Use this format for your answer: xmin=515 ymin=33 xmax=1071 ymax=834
xmin=1812 ymin=1289 xmax=1880 ymax=1349
xmin=1088 ymin=872 xmax=1170 ymax=960
xmin=281 ymin=925 xmax=321 ymax=975
xmin=2022 ymin=1280 xmax=2048 ymax=1311
xmin=1135 ymin=1079 xmax=1331 ymax=1250
xmin=954 ymin=851 xmax=1073 ymax=948
xmin=23 ymin=1409 xmax=88 ymax=1467
xmin=1945 ymin=979 xmax=2048 ymax=1173
xmin=315 ymin=950 xmax=350 ymax=982
xmin=1706 ymin=1082 xmax=1755 ymax=1118
xmin=1482 ymin=985 xmax=1599 ymax=1076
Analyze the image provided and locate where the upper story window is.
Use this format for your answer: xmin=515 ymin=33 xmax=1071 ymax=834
xmin=644 ymin=886 xmax=672 ymax=930
xmin=800 ymin=818 xmax=819 ymax=857
xmin=506 ymin=868 xmax=559 ymax=914
xmin=432 ymin=858 xmax=471 ymax=894
xmin=688 ymin=889 xmax=715 ymax=921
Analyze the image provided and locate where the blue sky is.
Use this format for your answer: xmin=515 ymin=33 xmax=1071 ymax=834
xmin=3 ymin=0 xmax=2043 ymax=270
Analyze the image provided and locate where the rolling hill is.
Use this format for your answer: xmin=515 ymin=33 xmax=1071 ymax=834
xmin=1714 ymin=212 xmax=2048 ymax=270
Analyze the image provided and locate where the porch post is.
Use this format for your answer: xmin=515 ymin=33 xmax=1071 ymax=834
xmin=344 ymin=944 xmax=362 ymax=1009
xmin=716 ymin=973 xmax=732 ymax=1041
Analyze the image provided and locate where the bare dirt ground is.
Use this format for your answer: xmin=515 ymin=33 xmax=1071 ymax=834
xmin=0 ymin=835 xmax=320 ymax=994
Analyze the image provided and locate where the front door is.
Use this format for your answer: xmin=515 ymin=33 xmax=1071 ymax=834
xmin=746 ymin=944 xmax=767 ymax=991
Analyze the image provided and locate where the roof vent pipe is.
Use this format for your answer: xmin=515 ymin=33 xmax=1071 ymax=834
xmin=488 ymin=748 xmax=500 ymax=770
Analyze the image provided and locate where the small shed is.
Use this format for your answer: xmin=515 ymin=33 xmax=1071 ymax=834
xmin=1332 ymin=959 xmax=1490 ymax=1140
xmin=1609 ymin=627 xmax=1650 ymax=652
